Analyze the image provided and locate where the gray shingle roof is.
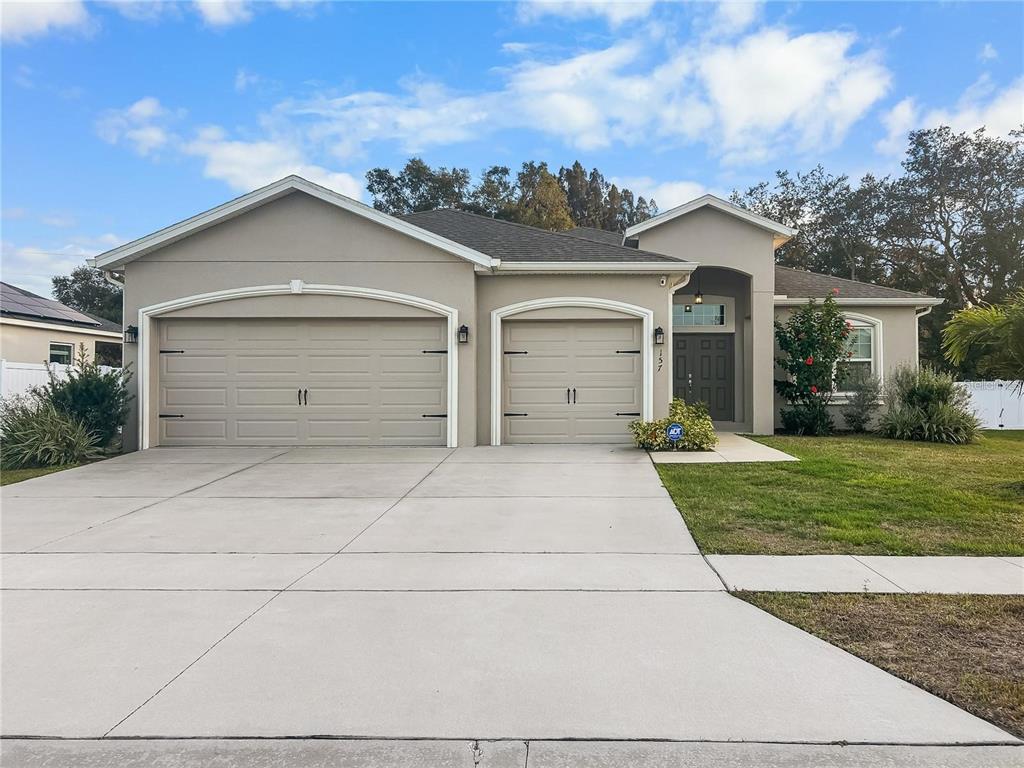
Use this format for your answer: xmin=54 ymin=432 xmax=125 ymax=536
xmin=0 ymin=281 xmax=121 ymax=332
xmin=774 ymin=266 xmax=934 ymax=300
xmin=402 ymin=209 xmax=678 ymax=263
xmin=565 ymin=226 xmax=625 ymax=246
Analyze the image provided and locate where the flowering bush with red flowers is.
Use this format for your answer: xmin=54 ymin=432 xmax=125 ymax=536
xmin=774 ymin=293 xmax=851 ymax=435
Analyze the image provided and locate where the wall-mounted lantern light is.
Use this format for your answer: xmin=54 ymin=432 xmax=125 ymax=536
xmin=124 ymin=325 xmax=138 ymax=344
xmin=693 ymin=289 xmax=704 ymax=305
xmin=458 ymin=324 xmax=470 ymax=344
xmin=653 ymin=326 xmax=665 ymax=345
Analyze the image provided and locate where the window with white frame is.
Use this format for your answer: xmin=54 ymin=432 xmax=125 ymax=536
xmin=836 ymin=318 xmax=877 ymax=391
xmin=48 ymin=342 xmax=73 ymax=365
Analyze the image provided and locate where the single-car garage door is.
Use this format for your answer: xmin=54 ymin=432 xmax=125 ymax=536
xmin=158 ymin=317 xmax=447 ymax=446
xmin=502 ymin=319 xmax=642 ymax=444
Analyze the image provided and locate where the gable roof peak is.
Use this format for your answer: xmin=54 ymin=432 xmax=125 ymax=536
xmin=90 ymin=175 xmax=497 ymax=271
xmin=624 ymin=192 xmax=797 ymax=248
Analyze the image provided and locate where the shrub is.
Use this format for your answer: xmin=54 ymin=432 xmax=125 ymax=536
xmin=780 ymin=397 xmax=834 ymax=436
xmin=629 ymin=398 xmax=718 ymax=451
xmin=774 ymin=293 xmax=852 ymax=436
xmin=877 ymin=365 xmax=982 ymax=444
xmin=38 ymin=344 xmax=132 ymax=449
xmin=842 ymin=372 xmax=882 ymax=433
xmin=0 ymin=396 xmax=102 ymax=469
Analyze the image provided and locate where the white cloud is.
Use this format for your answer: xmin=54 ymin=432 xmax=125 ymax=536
xmin=699 ymin=28 xmax=891 ymax=162
xmin=617 ymin=177 xmax=707 ymax=209
xmin=183 ymin=126 xmax=363 ymax=197
xmin=1 ymin=234 xmax=121 ymax=298
xmin=96 ymin=97 xmax=176 ymax=156
xmin=193 ymin=0 xmax=253 ymax=27
xmin=708 ymin=1 xmax=762 ymax=37
xmin=0 ymin=1 xmax=92 ymax=42
xmin=978 ymin=42 xmax=998 ymax=61
xmin=516 ymin=0 xmax=654 ymax=27
xmin=876 ymin=76 xmax=1024 ymax=156
xmin=234 ymin=68 xmax=260 ymax=92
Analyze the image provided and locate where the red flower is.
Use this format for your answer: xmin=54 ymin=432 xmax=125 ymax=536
xmin=831 ymin=287 xmax=840 ymax=296
xmin=805 ymin=355 xmax=814 ymax=365
xmin=810 ymin=385 xmax=818 ymax=394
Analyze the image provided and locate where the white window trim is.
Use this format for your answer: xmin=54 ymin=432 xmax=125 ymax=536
xmin=137 ymin=282 xmax=459 ymax=450
xmin=834 ymin=313 xmax=883 ymax=401
xmin=490 ymin=297 xmax=654 ymax=446
xmin=48 ymin=341 xmax=74 ymax=365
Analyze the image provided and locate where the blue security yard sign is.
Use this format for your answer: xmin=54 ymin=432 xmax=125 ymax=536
xmin=666 ymin=422 xmax=684 ymax=442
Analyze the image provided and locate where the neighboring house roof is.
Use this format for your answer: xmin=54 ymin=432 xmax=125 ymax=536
xmin=0 ymin=281 xmax=122 ymax=332
xmin=402 ymin=209 xmax=680 ymax=264
xmin=623 ymin=194 xmax=798 ymax=248
xmin=90 ymin=175 xmax=497 ymax=271
xmin=774 ymin=267 xmax=943 ymax=306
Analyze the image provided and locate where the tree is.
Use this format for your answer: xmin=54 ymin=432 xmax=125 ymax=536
xmin=943 ymin=292 xmax=1024 ymax=392
xmin=365 ymin=157 xmax=471 ymax=215
xmin=515 ymin=162 xmax=574 ymax=230
xmin=466 ymin=165 xmax=516 ymax=219
xmin=51 ymin=266 xmax=122 ymax=324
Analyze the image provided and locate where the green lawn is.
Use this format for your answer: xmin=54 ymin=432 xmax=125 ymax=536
xmin=740 ymin=592 xmax=1024 ymax=738
xmin=657 ymin=431 xmax=1024 ymax=555
xmin=0 ymin=465 xmax=80 ymax=486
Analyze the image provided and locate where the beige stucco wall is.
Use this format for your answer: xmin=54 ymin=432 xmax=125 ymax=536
xmin=0 ymin=321 xmax=120 ymax=365
xmin=772 ymin=304 xmax=922 ymax=428
xmin=633 ymin=208 xmax=777 ymax=433
xmin=122 ymin=191 xmax=479 ymax=450
xmin=474 ymin=273 xmax=678 ymax=446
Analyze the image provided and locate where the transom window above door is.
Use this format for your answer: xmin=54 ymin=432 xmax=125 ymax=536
xmin=674 ymin=303 xmax=726 ymax=326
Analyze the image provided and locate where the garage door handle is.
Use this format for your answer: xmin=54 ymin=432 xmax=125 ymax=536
xmin=303 ymin=388 xmax=309 ymax=406
xmin=572 ymin=387 xmax=577 ymax=404
xmin=616 ymin=412 xmax=641 ymax=417
xmin=421 ymin=413 xmax=447 ymax=418
xmin=503 ymin=412 xmax=528 ymax=417
xmin=566 ymin=387 xmax=570 ymax=404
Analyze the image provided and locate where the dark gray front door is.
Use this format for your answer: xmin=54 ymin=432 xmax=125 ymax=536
xmin=674 ymin=334 xmax=735 ymax=421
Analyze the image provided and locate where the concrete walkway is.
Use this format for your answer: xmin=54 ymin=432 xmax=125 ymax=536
xmin=709 ymin=554 xmax=1024 ymax=593
xmin=0 ymin=444 xmax=1017 ymax=753
xmin=649 ymin=432 xmax=798 ymax=463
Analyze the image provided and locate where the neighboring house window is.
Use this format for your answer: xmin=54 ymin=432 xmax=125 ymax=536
xmin=836 ymin=316 xmax=880 ymax=392
xmin=95 ymin=341 xmax=122 ymax=367
xmin=49 ymin=342 xmax=73 ymax=365
xmin=674 ymin=303 xmax=726 ymax=327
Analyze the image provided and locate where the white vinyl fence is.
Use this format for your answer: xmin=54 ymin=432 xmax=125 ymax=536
xmin=0 ymin=360 xmax=121 ymax=399
xmin=960 ymin=380 xmax=1024 ymax=429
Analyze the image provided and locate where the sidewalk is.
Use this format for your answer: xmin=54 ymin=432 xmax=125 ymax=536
xmin=649 ymin=432 xmax=798 ymax=464
xmin=708 ymin=555 xmax=1024 ymax=593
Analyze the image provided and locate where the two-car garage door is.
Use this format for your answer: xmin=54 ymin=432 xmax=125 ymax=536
xmin=158 ymin=318 xmax=447 ymax=446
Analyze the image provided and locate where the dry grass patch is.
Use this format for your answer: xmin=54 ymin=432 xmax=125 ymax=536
xmin=740 ymin=592 xmax=1024 ymax=739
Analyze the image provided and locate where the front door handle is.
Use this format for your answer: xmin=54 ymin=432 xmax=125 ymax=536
xmin=303 ymin=388 xmax=309 ymax=406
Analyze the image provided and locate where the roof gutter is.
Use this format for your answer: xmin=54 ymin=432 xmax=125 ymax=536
xmin=492 ymin=261 xmax=698 ymax=274
xmin=774 ymin=296 xmax=945 ymax=307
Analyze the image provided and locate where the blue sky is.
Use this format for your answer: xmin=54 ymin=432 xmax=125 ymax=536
xmin=2 ymin=0 xmax=1022 ymax=297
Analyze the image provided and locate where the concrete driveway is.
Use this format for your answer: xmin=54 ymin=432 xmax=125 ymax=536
xmin=0 ymin=445 xmax=1016 ymax=747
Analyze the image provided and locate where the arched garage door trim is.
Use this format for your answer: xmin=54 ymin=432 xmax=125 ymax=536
xmin=490 ymin=297 xmax=654 ymax=446
xmin=138 ymin=282 xmax=459 ymax=449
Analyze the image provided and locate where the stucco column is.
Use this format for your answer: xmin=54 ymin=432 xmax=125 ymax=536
xmin=750 ymin=281 xmax=776 ymax=435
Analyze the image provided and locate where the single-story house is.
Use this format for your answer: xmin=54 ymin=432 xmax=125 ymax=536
xmin=0 ymin=281 xmax=123 ymax=367
xmin=89 ymin=176 xmax=942 ymax=450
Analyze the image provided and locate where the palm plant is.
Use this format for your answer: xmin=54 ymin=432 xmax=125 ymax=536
xmin=942 ymin=292 xmax=1024 ymax=394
